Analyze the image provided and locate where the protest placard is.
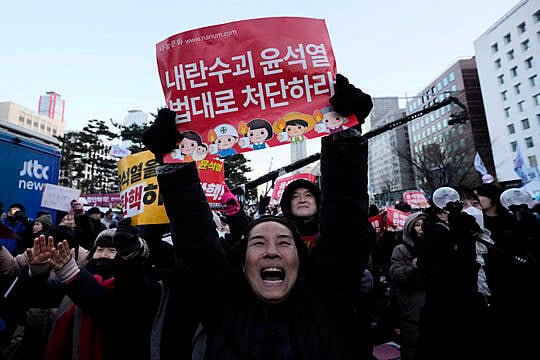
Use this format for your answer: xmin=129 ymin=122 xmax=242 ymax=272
xmin=368 ymin=213 xmax=384 ymax=236
xmin=40 ymin=184 xmax=81 ymax=212
xmin=118 ymin=151 xmax=226 ymax=225
xmin=156 ymin=17 xmax=358 ymax=163
xmin=386 ymin=207 xmax=409 ymax=231
xmin=271 ymin=173 xmax=317 ymax=205
xmin=403 ymin=190 xmax=429 ymax=209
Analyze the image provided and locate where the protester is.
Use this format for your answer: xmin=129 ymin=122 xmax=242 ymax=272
xmin=389 ymin=212 xmax=426 ymax=360
xmin=414 ymin=187 xmax=489 ymax=360
xmin=101 ymin=209 xmax=117 ymax=229
xmin=0 ymin=203 xmax=32 ymax=255
xmin=142 ymin=73 xmax=374 ymax=359
xmin=87 ymin=207 xmax=107 ymax=236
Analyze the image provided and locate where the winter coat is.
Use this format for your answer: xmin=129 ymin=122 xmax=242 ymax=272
xmin=157 ymin=135 xmax=372 ymax=360
xmin=389 ymin=212 xmax=426 ymax=360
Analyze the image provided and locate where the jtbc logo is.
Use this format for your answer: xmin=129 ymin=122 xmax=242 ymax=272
xmin=19 ymin=160 xmax=49 ymax=180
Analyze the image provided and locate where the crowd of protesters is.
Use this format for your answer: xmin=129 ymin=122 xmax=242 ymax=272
xmin=0 ymin=74 xmax=539 ymax=360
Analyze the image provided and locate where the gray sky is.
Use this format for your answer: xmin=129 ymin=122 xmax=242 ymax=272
xmin=0 ymin=0 xmax=515 ymax=179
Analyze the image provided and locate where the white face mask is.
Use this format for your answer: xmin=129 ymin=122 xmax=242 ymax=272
xmin=463 ymin=206 xmax=484 ymax=230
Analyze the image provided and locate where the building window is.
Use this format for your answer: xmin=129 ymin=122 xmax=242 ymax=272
xmin=459 ymin=138 xmax=465 ymax=148
xmin=503 ymin=33 xmax=512 ymax=44
xmin=521 ymin=39 xmax=530 ymax=51
xmin=449 ymin=72 xmax=455 ymax=82
xmin=494 ymin=58 xmax=501 ymax=69
xmin=515 ymin=83 xmax=522 ymax=94
xmin=451 ymin=85 xmax=457 ymax=93
xmin=458 ymin=124 xmax=464 ymax=134
xmin=504 ymin=107 xmax=511 ymax=117
xmin=534 ymin=9 xmax=540 ymax=23
xmin=517 ymin=22 xmax=526 ymax=34
xmin=518 ymin=101 xmax=525 ymax=112
xmin=511 ymin=141 xmax=518 ymax=152
xmin=443 ymin=77 xmax=448 ymax=86
xmin=507 ymin=49 xmax=515 ymax=60
xmin=498 ymin=74 xmax=505 ymax=84
xmin=26 ymin=118 xmax=31 ymax=125
xmin=533 ymin=93 xmax=540 ymax=106
xmin=52 ymin=129 xmax=57 ymax=135
xmin=18 ymin=116 xmax=24 ymax=123
xmin=525 ymin=136 xmax=534 ymax=148
xmin=525 ymin=57 xmax=534 ymax=69
xmin=521 ymin=118 xmax=530 ymax=129
xmin=508 ymin=124 xmax=515 ymax=134
xmin=46 ymin=127 xmax=51 ymax=133
xmin=437 ymin=82 xmax=442 ymax=91
xmin=529 ymin=155 xmax=538 ymax=167
xmin=33 ymin=121 xmax=38 ymax=127
xmin=491 ymin=43 xmax=499 ymax=53
xmin=501 ymin=90 xmax=508 ymax=101
xmin=443 ymin=119 xmax=448 ymax=127
xmin=510 ymin=66 xmax=518 ymax=77
xmin=530 ymin=75 xmax=538 ymax=87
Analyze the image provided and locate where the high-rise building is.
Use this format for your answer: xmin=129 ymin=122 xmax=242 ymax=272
xmin=38 ymin=91 xmax=65 ymax=123
xmin=474 ymin=0 xmax=539 ymax=183
xmin=368 ymin=97 xmax=415 ymax=198
xmin=0 ymin=101 xmax=65 ymax=137
xmin=406 ymin=58 xmax=493 ymax=191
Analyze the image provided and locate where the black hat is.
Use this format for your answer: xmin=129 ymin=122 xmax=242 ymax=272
xmin=279 ymin=179 xmax=320 ymax=218
xmin=87 ymin=207 xmax=102 ymax=215
xmin=8 ymin=203 xmax=25 ymax=213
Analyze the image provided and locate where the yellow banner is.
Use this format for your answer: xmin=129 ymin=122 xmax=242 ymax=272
xmin=117 ymin=151 xmax=169 ymax=225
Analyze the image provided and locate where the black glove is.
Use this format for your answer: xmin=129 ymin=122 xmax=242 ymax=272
xmin=142 ymin=108 xmax=183 ymax=164
xmin=330 ymin=74 xmax=373 ymax=128
xmin=258 ymin=196 xmax=271 ymax=215
xmin=13 ymin=210 xmax=29 ymax=224
xmin=113 ymin=218 xmax=142 ymax=259
xmin=448 ymin=211 xmax=482 ymax=236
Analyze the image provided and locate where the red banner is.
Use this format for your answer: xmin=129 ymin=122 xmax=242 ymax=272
xmin=81 ymin=194 xmax=122 ymax=207
xmin=386 ymin=207 xmax=409 ymax=231
xmin=157 ymin=17 xmax=358 ymax=163
xmin=271 ymin=173 xmax=317 ymax=205
xmin=195 ymin=157 xmax=227 ymax=209
xmin=368 ymin=213 xmax=384 ymax=236
xmin=403 ymin=190 xmax=429 ymax=209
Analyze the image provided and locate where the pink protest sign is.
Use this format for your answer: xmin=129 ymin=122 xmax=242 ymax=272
xmin=368 ymin=213 xmax=384 ymax=236
xmin=156 ymin=17 xmax=358 ymax=163
xmin=271 ymin=173 xmax=317 ymax=204
xmin=386 ymin=207 xmax=409 ymax=231
xmin=403 ymin=190 xmax=429 ymax=209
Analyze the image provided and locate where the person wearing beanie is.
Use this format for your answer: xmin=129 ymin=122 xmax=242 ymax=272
xmin=33 ymin=214 xmax=53 ymax=236
xmin=143 ymin=73 xmax=374 ymax=359
xmin=1 ymin=203 xmax=32 ymax=255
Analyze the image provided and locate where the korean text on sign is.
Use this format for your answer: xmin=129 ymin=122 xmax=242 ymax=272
xmin=157 ymin=17 xmax=360 ymax=164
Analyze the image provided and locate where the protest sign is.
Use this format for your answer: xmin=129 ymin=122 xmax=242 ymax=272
xmin=80 ymin=194 xmax=122 ymax=208
xmin=271 ymin=173 xmax=317 ymax=204
xmin=386 ymin=207 xmax=409 ymax=231
xmin=40 ymin=184 xmax=81 ymax=212
xmin=110 ymin=144 xmax=132 ymax=158
xmin=157 ymin=17 xmax=358 ymax=163
xmin=368 ymin=213 xmax=384 ymax=236
xmin=402 ymin=190 xmax=429 ymax=209
xmin=118 ymin=151 xmax=227 ymax=225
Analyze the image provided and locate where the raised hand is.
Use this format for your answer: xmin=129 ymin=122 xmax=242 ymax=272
xmin=329 ymin=74 xmax=373 ymax=128
xmin=26 ymin=235 xmax=54 ymax=264
xmin=50 ymin=240 xmax=74 ymax=271
xmin=142 ymin=108 xmax=183 ymax=164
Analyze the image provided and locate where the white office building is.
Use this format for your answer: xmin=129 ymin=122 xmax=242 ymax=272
xmin=474 ymin=0 xmax=540 ymax=183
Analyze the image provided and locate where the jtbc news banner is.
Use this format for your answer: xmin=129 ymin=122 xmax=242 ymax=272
xmin=156 ymin=17 xmax=359 ymax=163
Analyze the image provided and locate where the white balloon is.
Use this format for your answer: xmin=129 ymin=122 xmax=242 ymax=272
xmin=432 ymin=187 xmax=460 ymax=209
xmin=500 ymin=188 xmax=533 ymax=209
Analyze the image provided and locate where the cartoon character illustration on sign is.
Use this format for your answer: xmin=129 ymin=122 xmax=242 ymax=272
xmin=238 ymin=118 xmax=274 ymax=150
xmin=273 ymin=112 xmax=317 ymax=144
xmin=314 ymin=106 xmax=349 ymax=134
xmin=208 ymin=124 xmax=239 ymax=157
xmin=169 ymin=130 xmax=208 ymax=162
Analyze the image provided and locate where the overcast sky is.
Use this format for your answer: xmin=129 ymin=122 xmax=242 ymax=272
xmin=0 ymin=0 xmax=516 ymax=179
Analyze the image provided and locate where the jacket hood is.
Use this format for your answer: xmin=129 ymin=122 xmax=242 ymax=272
xmin=402 ymin=212 xmax=427 ymax=248
xmin=279 ymin=179 xmax=321 ymax=218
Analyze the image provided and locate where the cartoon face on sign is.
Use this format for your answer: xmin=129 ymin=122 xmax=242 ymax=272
xmin=208 ymin=124 xmax=239 ymax=157
xmin=238 ymin=118 xmax=274 ymax=151
xmin=314 ymin=106 xmax=348 ymax=134
xmin=169 ymin=130 xmax=208 ymax=162
xmin=273 ymin=112 xmax=317 ymax=144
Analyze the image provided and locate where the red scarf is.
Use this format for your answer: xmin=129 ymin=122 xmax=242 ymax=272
xmin=46 ymin=274 xmax=115 ymax=360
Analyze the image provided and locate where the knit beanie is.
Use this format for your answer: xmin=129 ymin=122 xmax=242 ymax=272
xmin=35 ymin=214 xmax=53 ymax=230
